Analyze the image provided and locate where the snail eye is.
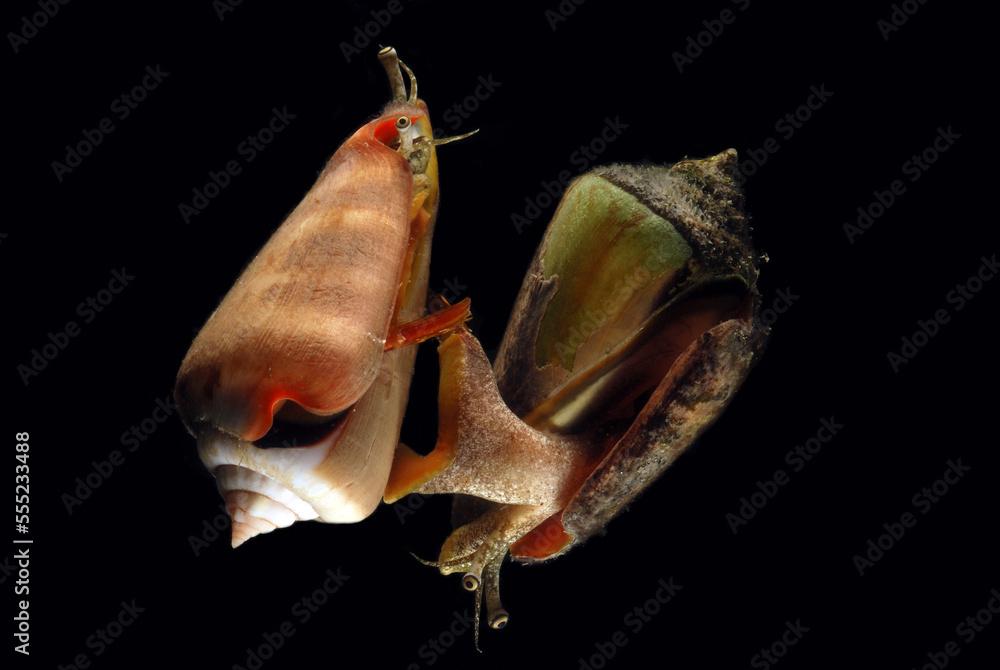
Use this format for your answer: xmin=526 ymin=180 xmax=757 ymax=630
xmin=374 ymin=114 xmax=420 ymax=148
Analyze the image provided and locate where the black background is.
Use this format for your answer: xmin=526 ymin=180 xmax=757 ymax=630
xmin=5 ymin=1 xmax=996 ymax=669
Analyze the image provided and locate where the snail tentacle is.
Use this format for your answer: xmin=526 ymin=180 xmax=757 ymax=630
xmin=433 ymin=128 xmax=479 ymax=146
xmin=377 ymin=46 xmax=407 ymax=101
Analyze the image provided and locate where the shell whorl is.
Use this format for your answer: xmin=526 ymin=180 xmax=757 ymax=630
xmin=197 ymin=424 xmax=370 ymax=547
xmin=215 ymin=464 xmax=319 ymax=548
xmin=176 ymin=48 xmax=438 ymax=551
xmin=194 ymin=343 xmax=418 ymax=547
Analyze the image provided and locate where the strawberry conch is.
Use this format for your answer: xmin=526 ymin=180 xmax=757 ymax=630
xmin=175 ymin=48 xmax=442 ymax=547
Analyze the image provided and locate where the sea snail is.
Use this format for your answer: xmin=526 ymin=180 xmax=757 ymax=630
xmin=175 ymin=48 xmax=767 ymax=639
xmin=385 ymin=150 xmax=768 ymax=634
xmin=175 ymin=48 xmax=471 ymax=546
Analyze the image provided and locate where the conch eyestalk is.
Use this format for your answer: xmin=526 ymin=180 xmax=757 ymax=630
xmin=175 ymin=48 xmax=457 ymax=548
